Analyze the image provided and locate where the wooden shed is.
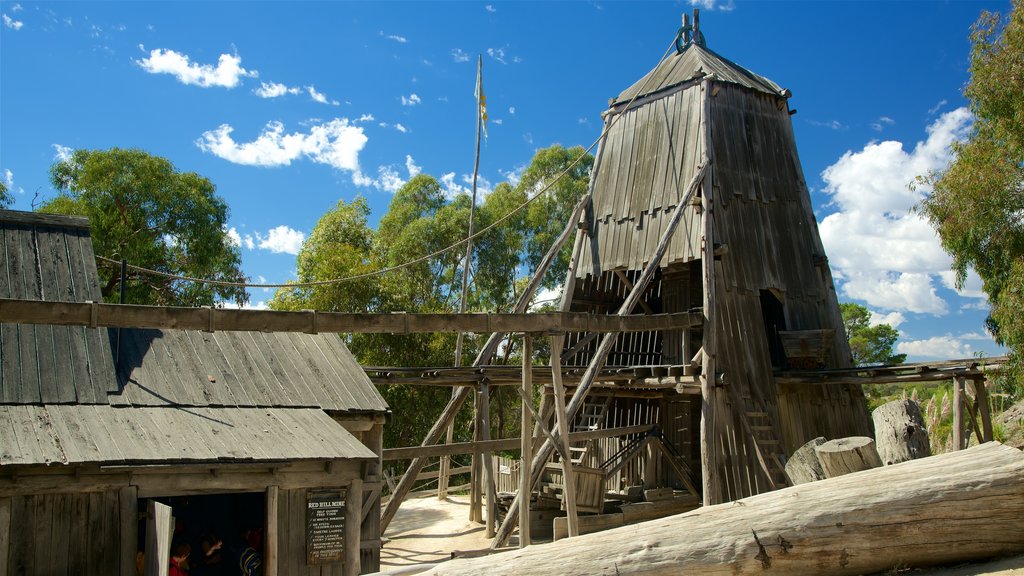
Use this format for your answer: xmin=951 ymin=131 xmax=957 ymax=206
xmin=0 ymin=210 xmax=388 ymax=575
xmin=558 ymin=17 xmax=870 ymax=503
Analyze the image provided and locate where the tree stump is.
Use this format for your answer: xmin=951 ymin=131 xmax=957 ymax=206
xmin=872 ymin=399 xmax=931 ymax=465
xmin=784 ymin=436 xmax=827 ymax=485
xmin=814 ymin=436 xmax=882 ymax=478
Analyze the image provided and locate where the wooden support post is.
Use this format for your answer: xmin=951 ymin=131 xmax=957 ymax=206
xmin=119 ymin=486 xmax=138 ymax=576
xmin=265 ymin=486 xmax=279 ymax=576
xmin=491 ymin=162 xmax=710 ymax=548
xmin=481 ymin=381 xmax=496 ymax=537
xmin=953 ymin=376 xmax=965 ymax=450
xmin=699 ymin=80 xmax=720 ymax=506
xmin=469 ymin=387 xmax=483 ymax=522
xmin=346 ymin=478 xmax=363 ymax=576
xmin=0 ymin=497 xmax=8 ymax=576
xmin=438 ymin=389 xmax=457 ymax=501
xmin=551 ymin=334 xmax=580 ymax=538
xmin=520 ymin=334 xmax=533 ymax=548
xmin=976 ymin=377 xmax=994 ymax=443
xmin=380 ymin=198 xmax=589 ymax=532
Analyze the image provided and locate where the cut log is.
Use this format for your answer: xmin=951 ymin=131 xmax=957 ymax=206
xmin=784 ymin=436 xmax=826 ymax=485
xmin=420 ymin=442 xmax=1024 ymax=576
xmin=814 ymin=436 xmax=881 ymax=478
xmin=872 ymin=399 xmax=931 ymax=465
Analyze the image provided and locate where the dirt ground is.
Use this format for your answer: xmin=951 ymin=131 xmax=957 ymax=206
xmin=379 ymin=494 xmax=1024 ymax=575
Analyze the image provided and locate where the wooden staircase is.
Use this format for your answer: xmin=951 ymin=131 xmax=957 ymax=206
xmin=732 ymin=392 xmax=788 ymax=489
xmin=567 ymin=395 xmax=613 ymax=466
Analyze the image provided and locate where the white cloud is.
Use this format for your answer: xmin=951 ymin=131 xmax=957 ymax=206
xmin=438 ymin=172 xmax=493 ymax=200
xmin=405 ymin=155 xmax=421 ymax=178
xmin=401 ymin=93 xmax=421 ymax=106
xmin=381 ymin=31 xmax=407 ymax=43
xmin=689 ymin=0 xmax=735 ymax=11
xmin=485 ymin=4 xmax=497 ymax=12
xmin=255 ymin=225 xmax=305 ymax=255
xmin=220 ymin=300 xmax=268 ymax=310
xmin=394 ymin=123 xmax=408 ymax=133
xmin=225 ymin=226 xmax=256 ymax=250
xmin=307 ymin=85 xmax=339 ymax=106
xmin=451 ymin=49 xmax=470 ymax=63
xmin=501 ymin=165 xmax=524 ymax=187
xmin=3 ymin=14 xmax=23 ymax=30
xmin=530 ymin=285 xmax=562 ymax=311
xmin=254 ymin=81 xmax=301 ymax=98
xmin=870 ymin=310 xmax=905 ymax=328
xmin=196 ymin=119 xmax=368 ymax=172
xmin=508 ymin=106 xmax=516 ymax=115
xmin=928 ymin=99 xmax=948 ymax=116
xmin=937 ymin=269 xmax=987 ymax=300
xmin=356 ymin=113 xmax=375 ymax=123
xmin=52 ymin=144 xmax=73 ymax=162
xmin=809 ymin=119 xmax=846 ymax=130
xmin=896 ymin=335 xmax=975 ymax=360
xmin=3 ymin=169 xmax=23 ymax=194
xmin=819 ymin=107 xmax=973 ymax=315
xmin=492 ymin=119 xmax=503 ymax=125
xmin=870 ymin=116 xmax=895 ymax=132
xmin=11 ymin=4 xmax=22 ymax=12
xmin=137 ymin=48 xmax=257 ymax=88
xmin=487 ymin=47 xmax=507 ymax=65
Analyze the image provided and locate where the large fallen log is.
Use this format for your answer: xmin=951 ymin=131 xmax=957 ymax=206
xmin=420 ymin=442 xmax=1024 ymax=575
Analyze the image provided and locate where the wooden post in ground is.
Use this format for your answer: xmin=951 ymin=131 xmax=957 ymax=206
xmin=469 ymin=389 xmax=483 ymax=522
xmin=481 ymin=381 xmax=496 ymax=537
xmin=699 ymin=80 xmax=719 ymax=506
xmin=491 ymin=163 xmax=710 ymax=548
xmin=380 ymin=197 xmax=590 ymax=533
xmin=551 ymin=334 xmax=579 ymax=538
xmin=953 ymin=376 xmax=965 ymax=450
xmin=346 ymin=477 xmax=363 ymax=576
xmin=438 ymin=389 xmax=457 ymax=501
xmin=520 ymin=334 xmax=533 ymax=548
xmin=973 ymin=377 xmax=994 ymax=443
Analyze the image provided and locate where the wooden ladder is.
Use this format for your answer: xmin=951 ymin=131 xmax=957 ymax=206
xmin=734 ymin=392 xmax=788 ymax=489
xmin=568 ymin=395 xmax=613 ymax=466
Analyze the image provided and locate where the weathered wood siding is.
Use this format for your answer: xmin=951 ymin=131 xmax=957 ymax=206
xmin=578 ymin=86 xmax=704 ymax=276
xmin=706 ymin=82 xmax=870 ymax=500
xmin=0 ymin=211 xmax=116 ymax=404
xmin=1 ymin=489 xmax=134 ymax=576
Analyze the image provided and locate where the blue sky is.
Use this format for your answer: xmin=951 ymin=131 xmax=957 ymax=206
xmin=0 ymin=1 xmax=1010 ymax=362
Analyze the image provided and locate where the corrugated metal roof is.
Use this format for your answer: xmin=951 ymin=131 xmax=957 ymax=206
xmin=614 ymin=43 xmax=785 ymax=106
xmin=0 ymin=210 xmax=117 ymax=404
xmin=0 ymin=404 xmax=376 ymax=466
xmin=111 ymin=328 xmax=388 ymax=413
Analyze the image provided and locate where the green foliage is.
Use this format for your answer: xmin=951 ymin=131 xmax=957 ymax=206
xmin=41 ymin=148 xmax=246 ymax=307
xmin=839 ymin=302 xmax=906 ymax=366
xmin=270 ymin=145 xmax=593 ymax=449
xmin=918 ymin=1 xmax=1024 ymax=384
xmin=0 ymin=181 xmax=12 ymax=208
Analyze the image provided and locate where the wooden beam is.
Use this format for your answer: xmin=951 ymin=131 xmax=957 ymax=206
xmin=265 ymin=486 xmax=279 ymax=576
xmin=381 ymin=424 xmax=655 ymax=461
xmin=421 ymin=442 xmax=1024 ymax=576
xmin=519 ymin=334 xmax=533 ymax=548
xmin=699 ymin=80 xmax=719 ymax=507
xmin=953 ymin=376 xmax=965 ymax=451
xmin=0 ymin=298 xmax=701 ymax=335
xmin=491 ymin=162 xmax=710 ymax=548
xmin=976 ymin=377 xmax=995 ymax=443
xmin=345 ymin=478 xmax=362 ymax=576
xmin=380 ymin=196 xmax=593 ymax=533
xmin=551 ymin=335 xmax=579 ymax=538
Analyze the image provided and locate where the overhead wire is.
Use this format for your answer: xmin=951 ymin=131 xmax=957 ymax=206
xmin=97 ymin=37 xmax=679 ymax=292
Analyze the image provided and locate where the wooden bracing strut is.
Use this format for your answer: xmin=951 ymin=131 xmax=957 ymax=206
xmin=379 ymin=195 xmax=592 ymax=533
xmin=491 ymin=161 xmax=711 ymax=548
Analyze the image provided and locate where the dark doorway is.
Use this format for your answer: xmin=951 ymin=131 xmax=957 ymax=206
xmin=760 ymin=290 xmax=787 ymax=369
xmin=139 ymin=492 xmax=265 ymax=575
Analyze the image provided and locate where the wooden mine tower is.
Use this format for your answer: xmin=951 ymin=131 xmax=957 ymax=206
xmin=555 ymin=11 xmax=872 ymax=505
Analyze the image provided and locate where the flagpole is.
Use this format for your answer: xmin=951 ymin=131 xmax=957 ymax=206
xmin=440 ymin=54 xmax=485 ymax=504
